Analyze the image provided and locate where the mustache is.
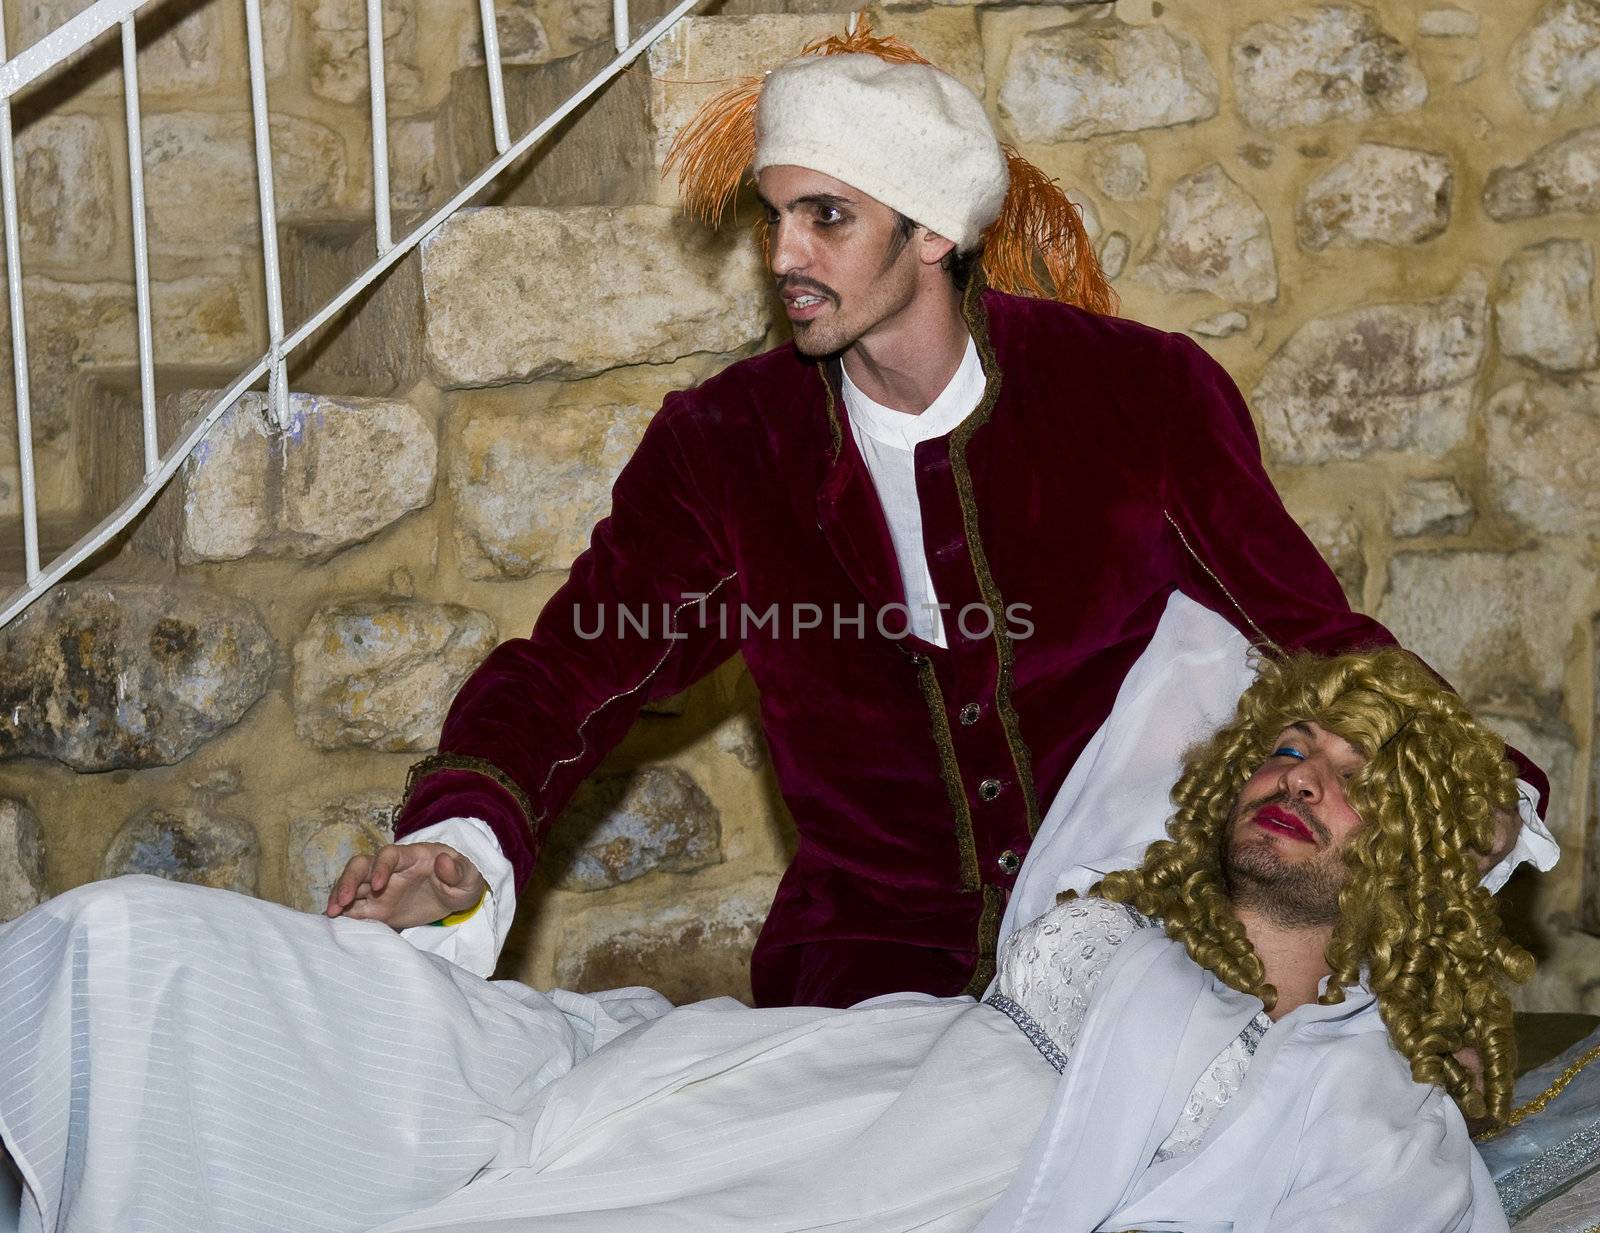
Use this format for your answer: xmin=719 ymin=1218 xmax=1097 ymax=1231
xmin=1240 ymin=791 xmax=1332 ymax=846
xmin=776 ymin=275 xmax=838 ymax=302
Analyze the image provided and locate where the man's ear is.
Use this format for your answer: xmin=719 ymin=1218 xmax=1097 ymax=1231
xmin=918 ymin=228 xmax=956 ymax=267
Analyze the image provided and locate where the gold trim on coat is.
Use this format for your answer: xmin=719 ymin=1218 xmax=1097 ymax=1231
xmin=394 ymin=752 xmax=537 ymax=838
xmin=948 ymin=273 xmax=1043 ymax=838
xmin=914 ymin=654 xmax=981 ymax=893
xmin=961 ymin=885 xmax=1004 ymax=997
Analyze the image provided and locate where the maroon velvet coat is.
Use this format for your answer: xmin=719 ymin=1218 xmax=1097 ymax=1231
xmin=395 ymin=283 xmax=1547 ymax=1007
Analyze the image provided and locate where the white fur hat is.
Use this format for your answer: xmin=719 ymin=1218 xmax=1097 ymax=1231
xmin=752 ymin=53 xmax=1008 ymax=252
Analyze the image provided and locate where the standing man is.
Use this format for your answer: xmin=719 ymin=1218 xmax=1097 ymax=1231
xmin=328 ymin=22 xmax=1553 ymax=1006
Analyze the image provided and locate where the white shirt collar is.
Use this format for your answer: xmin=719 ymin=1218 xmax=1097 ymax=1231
xmin=840 ymin=335 xmax=985 ymax=450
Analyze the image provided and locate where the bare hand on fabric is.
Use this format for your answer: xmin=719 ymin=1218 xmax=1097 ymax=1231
xmin=325 ymin=843 xmax=487 ymax=930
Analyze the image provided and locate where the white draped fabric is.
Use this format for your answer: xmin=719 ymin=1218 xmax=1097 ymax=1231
xmin=1 ymin=873 xmax=1512 ymax=1233
xmin=0 ymin=877 xmax=1053 ymax=1233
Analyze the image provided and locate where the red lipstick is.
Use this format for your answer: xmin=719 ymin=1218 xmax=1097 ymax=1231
xmin=1254 ymin=803 xmax=1315 ymax=844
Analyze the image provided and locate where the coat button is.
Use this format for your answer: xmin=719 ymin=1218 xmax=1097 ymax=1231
xmin=959 ymin=702 xmax=981 ymax=726
xmin=978 ymin=778 xmax=1003 ymax=802
xmin=997 ymin=849 xmax=1021 ymax=876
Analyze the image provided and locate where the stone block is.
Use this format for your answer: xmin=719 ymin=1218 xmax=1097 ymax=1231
xmin=1099 ymin=232 xmax=1130 ymax=280
xmin=422 ymin=206 xmax=769 ymax=386
xmin=998 ymin=22 xmax=1219 ymax=144
xmin=178 ymin=391 xmax=436 ymax=562
xmin=554 ymin=877 xmax=778 ymax=1003
xmin=1377 ymin=550 xmax=1585 ymax=706
xmin=1419 ymin=7 xmax=1480 ymax=38
xmin=14 ymin=0 xmax=223 ymax=98
xmin=1231 ymin=7 xmax=1426 ymax=132
xmin=178 ymin=391 xmax=276 ymax=561
xmin=1188 ymin=310 xmax=1248 ymax=339
xmin=1484 ymin=125 xmax=1600 ymax=221
xmin=389 ymin=116 xmax=445 ymax=211
xmin=1389 ymin=478 xmax=1473 ymax=538
xmin=1494 ymin=239 xmax=1599 ymax=374
xmin=714 ymin=712 xmax=768 ymax=771
xmin=142 ymin=112 xmax=349 ymax=253
xmin=0 ymin=798 xmax=47 ymax=923
xmin=1296 ymin=143 xmax=1452 ymax=251
xmin=287 ymin=790 xmax=395 ymax=913
xmin=1089 ymin=141 xmax=1149 ymax=201
xmin=1485 ymin=376 xmax=1600 ymax=536
xmin=532 ymin=0 xmax=613 ymax=54
xmin=1253 ymin=274 xmax=1487 ymax=464
xmin=264 ymin=0 xmax=292 ymax=78
xmin=1510 ymin=0 xmax=1600 ymax=114
xmin=293 ymin=598 xmax=497 ymax=751
xmin=310 ymin=0 xmax=420 ymax=104
xmin=545 ymin=765 xmax=722 ymax=892
xmin=457 ymin=0 xmax=552 ymax=65
xmin=144 ymin=0 xmax=225 ymax=92
xmin=280 ymin=396 xmax=437 ymax=557
xmin=1133 ymin=165 xmax=1276 ymax=304
xmin=451 ymin=396 xmax=651 ymax=578
xmin=16 ymin=115 xmax=115 ymax=265
xmin=1298 ymin=513 xmax=1365 ymax=604
xmin=0 ymin=582 xmax=275 ymax=771
xmin=102 ymin=803 xmax=259 ymax=894
xmin=21 ymin=276 xmax=255 ymax=440
xmin=283 ymin=219 xmax=424 ymax=395
xmin=446 ymin=44 xmax=654 ymax=210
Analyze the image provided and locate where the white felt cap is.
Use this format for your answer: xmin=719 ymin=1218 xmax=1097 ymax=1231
xmin=753 ymin=53 xmax=1008 ymax=251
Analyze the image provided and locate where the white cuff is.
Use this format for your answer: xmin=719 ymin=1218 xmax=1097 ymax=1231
xmin=1481 ymin=779 xmax=1560 ymax=894
xmin=396 ymin=817 xmax=517 ymax=977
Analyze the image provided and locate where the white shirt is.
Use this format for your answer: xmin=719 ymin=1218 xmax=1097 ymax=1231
xmin=840 ymin=336 xmax=987 ymax=648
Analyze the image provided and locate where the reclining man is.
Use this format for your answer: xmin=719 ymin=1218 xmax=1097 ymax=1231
xmin=0 ymin=648 xmax=1528 ymax=1232
xmin=332 ymin=19 xmax=1555 ymax=1009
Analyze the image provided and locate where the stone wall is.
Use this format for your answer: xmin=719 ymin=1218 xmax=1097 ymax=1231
xmin=2 ymin=0 xmax=1599 ymax=1010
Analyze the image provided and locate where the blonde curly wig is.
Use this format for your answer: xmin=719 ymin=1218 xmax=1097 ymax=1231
xmin=1091 ymin=648 xmax=1533 ymax=1123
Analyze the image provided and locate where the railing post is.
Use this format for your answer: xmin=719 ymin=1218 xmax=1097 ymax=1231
xmin=366 ymin=0 xmax=392 ymax=256
xmin=242 ymin=0 xmax=290 ymax=430
xmin=613 ymin=0 xmax=629 ymax=53
xmin=478 ymin=0 xmax=510 ymax=155
xmin=122 ymin=16 xmax=160 ymax=478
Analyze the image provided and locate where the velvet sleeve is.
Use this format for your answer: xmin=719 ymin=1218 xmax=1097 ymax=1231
xmin=1155 ymin=330 xmax=1550 ymax=814
xmin=392 ymin=391 xmax=741 ymax=889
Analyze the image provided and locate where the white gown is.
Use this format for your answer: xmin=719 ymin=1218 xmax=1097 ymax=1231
xmin=0 ymin=878 xmax=1257 ymax=1233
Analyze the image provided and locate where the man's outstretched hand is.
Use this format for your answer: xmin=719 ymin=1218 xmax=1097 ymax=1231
xmin=325 ymin=843 xmax=487 ymax=930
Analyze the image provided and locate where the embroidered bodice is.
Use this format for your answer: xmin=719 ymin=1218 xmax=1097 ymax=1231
xmin=987 ymin=896 xmax=1271 ymax=1162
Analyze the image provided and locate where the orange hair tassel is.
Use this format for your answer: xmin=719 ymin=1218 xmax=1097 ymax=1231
xmin=982 ymin=147 xmax=1119 ymax=314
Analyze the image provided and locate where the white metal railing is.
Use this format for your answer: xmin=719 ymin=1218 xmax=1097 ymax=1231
xmin=0 ymin=0 xmax=703 ymax=628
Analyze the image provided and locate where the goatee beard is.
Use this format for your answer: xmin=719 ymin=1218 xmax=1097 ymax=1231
xmin=1223 ymin=796 xmax=1345 ymax=929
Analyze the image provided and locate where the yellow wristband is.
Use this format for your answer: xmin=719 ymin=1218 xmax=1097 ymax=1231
xmin=430 ymin=890 xmax=486 ymax=928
